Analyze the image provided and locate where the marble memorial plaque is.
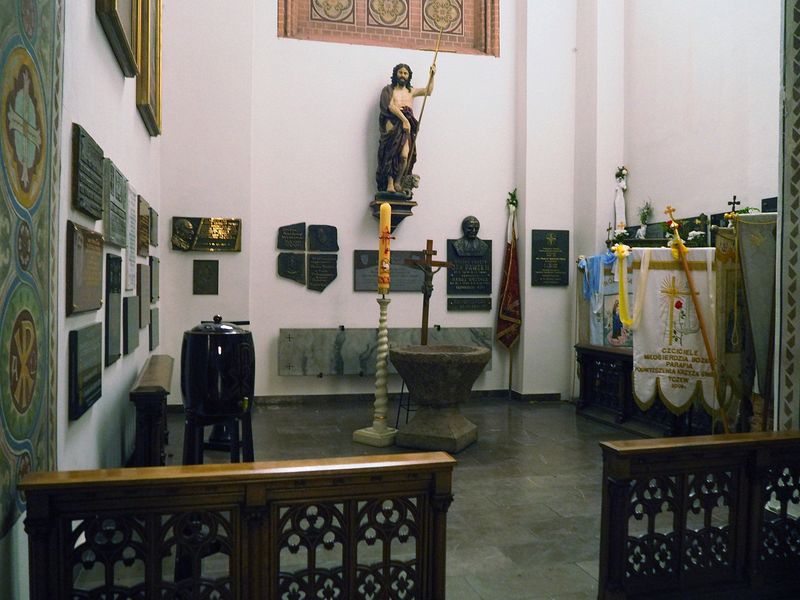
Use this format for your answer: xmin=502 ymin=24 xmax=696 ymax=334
xmin=137 ymin=264 xmax=150 ymax=328
xmin=66 ymin=221 xmax=104 ymax=315
xmin=72 ymin=124 xmax=104 ymax=219
xmin=193 ymin=260 xmax=219 ymax=295
xmin=105 ymin=254 xmax=122 ymax=366
xmin=447 ymin=239 xmax=492 ymax=295
xmin=150 ymin=308 xmax=159 ymax=351
xmin=102 ymin=158 xmax=127 ymax=247
xmin=277 ymin=222 xmax=306 ymax=250
xmin=123 ymin=296 xmax=139 ymax=354
xmin=278 ymin=253 xmax=305 ymax=284
xmin=149 ymin=207 xmax=159 ymax=246
xmin=137 ymin=196 xmax=150 ymax=257
xmin=149 ymin=256 xmax=160 ymax=302
xmin=69 ymin=323 xmax=102 ymax=420
xmin=308 ymin=225 xmax=339 ymax=251
xmin=171 ymin=217 xmax=242 ymax=252
xmin=125 ymin=184 xmax=137 ymax=290
xmin=307 ymin=254 xmax=337 ymax=292
xmin=353 ymin=250 xmax=426 ymax=292
xmin=447 ymin=297 xmax=492 ymax=311
xmin=531 ymin=230 xmax=569 ymax=286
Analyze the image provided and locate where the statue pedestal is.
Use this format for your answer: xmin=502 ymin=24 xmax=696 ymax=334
xmin=370 ymin=192 xmax=417 ymax=232
xmin=390 ymin=345 xmax=490 ymax=453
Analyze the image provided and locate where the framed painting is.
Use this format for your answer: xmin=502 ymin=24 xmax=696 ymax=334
xmin=136 ymin=0 xmax=161 ymax=136
xmin=96 ymin=0 xmax=139 ymax=77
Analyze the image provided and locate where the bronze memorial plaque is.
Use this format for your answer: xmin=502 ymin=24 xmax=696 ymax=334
xmin=66 ymin=221 xmax=104 ymax=315
xmin=307 ymin=254 xmax=337 ymax=292
xmin=150 ymin=308 xmax=159 ymax=351
xmin=102 ymin=158 xmax=128 ymax=247
xmin=171 ymin=217 xmax=242 ymax=252
xmin=531 ymin=229 xmax=569 ymax=286
xmin=446 ymin=239 xmax=492 ymax=295
xmin=149 ymin=207 xmax=159 ymax=246
xmin=137 ymin=196 xmax=150 ymax=257
xmin=123 ymin=296 xmax=139 ymax=354
xmin=149 ymin=256 xmax=160 ymax=302
xmin=353 ymin=250 xmax=425 ymax=292
xmin=447 ymin=297 xmax=492 ymax=311
xmin=277 ymin=222 xmax=306 ymax=250
xmin=308 ymin=225 xmax=339 ymax=251
xmin=69 ymin=323 xmax=103 ymax=420
xmin=193 ymin=260 xmax=219 ymax=295
xmin=105 ymin=254 xmax=122 ymax=366
xmin=278 ymin=252 xmax=306 ymax=284
xmin=72 ymin=124 xmax=104 ymax=219
xmin=137 ymin=263 xmax=150 ymax=328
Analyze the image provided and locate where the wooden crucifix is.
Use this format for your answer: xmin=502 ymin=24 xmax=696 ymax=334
xmin=404 ymin=239 xmax=452 ymax=345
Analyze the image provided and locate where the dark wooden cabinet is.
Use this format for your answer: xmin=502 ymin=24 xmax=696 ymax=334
xmin=575 ymin=343 xmax=710 ymax=437
xmin=129 ymin=355 xmax=173 ymax=467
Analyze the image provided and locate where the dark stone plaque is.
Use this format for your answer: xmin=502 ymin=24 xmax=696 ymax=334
xmin=278 ymin=253 xmax=306 ymax=284
xmin=69 ymin=323 xmax=102 ymax=420
xmin=307 ymin=254 xmax=337 ymax=292
xmin=353 ymin=250 xmax=426 ymax=292
xmin=137 ymin=196 xmax=150 ymax=257
xmin=102 ymin=158 xmax=127 ymax=247
xmin=149 ymin=256 xmax=160 ymax=302
xmin=72 ymin=124 xmax=104 ymax=219
xmin=171 ymin=217 xmax=242 ymax=252
xmin=308 ymin=224 xmax=339 ymax=251
xmin=447 ymin=240 xmax=492 ymax=295
xmin=277 ymin=222 xmax=306 ymax=250
xmin=531 ymin=229 xmax=569 ymax=286
xmin=123 ymin=296 xmax=139 ymax=354
xmin=762 ymin=196 xmax=778 ymax=212
xmin=137 ymin=264 xmax=150 ymax=328
xmin=447 ymin=297 xmax=492 ymax=311
xmin=150 ymin=308 xmax=159 ymax=351
xmin=105 ymin=254 xmax=122 ymax=366
xmin=66 ymin=220 xmax=104 ymax=315
xmin=193 ymin=260 xmax=219 ymax=295
xmin=149 ymin=207 xmax=159 ymax=246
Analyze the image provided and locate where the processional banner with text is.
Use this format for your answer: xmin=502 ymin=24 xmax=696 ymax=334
xmin=632 ymin=248 xmax=718 ymax=414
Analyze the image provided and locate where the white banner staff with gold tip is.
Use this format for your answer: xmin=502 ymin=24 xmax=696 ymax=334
xmin=664 ymin=205 xmax=730 ymax=433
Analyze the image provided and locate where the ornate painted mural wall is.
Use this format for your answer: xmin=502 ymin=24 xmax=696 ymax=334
xmin=779 ymin=0 xmax=800 ymax=430
xmin=0 ymin=0 xmax=61 ymax=537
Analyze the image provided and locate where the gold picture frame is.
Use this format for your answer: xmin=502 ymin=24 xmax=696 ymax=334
xmin=96 ymin=0 xmax=139 ymax=77
xmin=136 ymin=0 xmax=161 ymax=136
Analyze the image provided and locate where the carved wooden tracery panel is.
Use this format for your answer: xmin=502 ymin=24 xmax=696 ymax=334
xmin=760 ymin=465 xmax=800 ymax=570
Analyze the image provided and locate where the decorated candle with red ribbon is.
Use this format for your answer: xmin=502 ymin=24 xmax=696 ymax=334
xmin=378 ymin=203 xmax=391 ymax=294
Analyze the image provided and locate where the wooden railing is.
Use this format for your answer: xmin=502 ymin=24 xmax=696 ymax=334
xmin=599 ymin=432 xmax=800 ymax=599
xmin=20 ymin=452 xmax=455 ymax=600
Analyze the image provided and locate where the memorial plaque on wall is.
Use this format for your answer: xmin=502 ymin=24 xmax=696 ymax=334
xmin=447 ymin=297 xmax=492 ymax=311
xmin=447 ymin=240 xmax=492 ymax=295
xmin=149 ymin=207 xmax=159 ymax=246
xmin=193 ymin=260 xmax=219 ymax=295
xmin=137 ymin=196 xmax=150 ymax=257
xmin=278 ymin=252 xmax=306 ymax=284
xmin=150 ymin=308 xmax=159 ymax=351
xmin=353 ymin=250 xmax=426 ymax=292
xmin=531 ymin=229 xmax=569 ymax=286
xmin=102 ymin=158 xmax=127 ymax=247
xmin=149 ymin=256 xmax=160 ymax=302
xmin=307 ymin=254 xmax=337 ymax=292
xmin=66 ymin=221 xmax=104 ymax=315
xmin=277 ymin=222 xmax=306 ymax=250
xmin=69 ymin=323 xmax=102 ymax=420
xmin=137 ymin=264 xmax=150 ymax=328
xmin=72 ymin=124 xmax=104 ymax=219
xmin=308 ymin=225 xmax=339 ymax=251
xmin=125 ymin=184 xmax=137 ymax=290
xmin=171 ymin=217 xmax=242 ymax=252
xmin=762 ymin=196 xmax=778 ymax=212
xmin=105 ymin=254 xmax=122 ymax=366
xmin=123 ymin=296 xmax=139 ymax=354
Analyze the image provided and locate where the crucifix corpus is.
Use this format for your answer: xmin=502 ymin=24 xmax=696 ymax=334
xmin=405 ymin=239 xmax=452 ymax=345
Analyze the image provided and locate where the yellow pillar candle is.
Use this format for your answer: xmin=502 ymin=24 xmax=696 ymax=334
xmin=378 ymin=203 xmax=391 ymax=294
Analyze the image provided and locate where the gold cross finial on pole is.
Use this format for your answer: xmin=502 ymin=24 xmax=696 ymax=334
xmin=664 ymin=205 xmax=676 ymax=221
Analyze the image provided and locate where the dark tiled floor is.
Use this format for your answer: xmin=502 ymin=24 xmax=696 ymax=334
xmin=166 ymin=398 xmax=637 ymax=600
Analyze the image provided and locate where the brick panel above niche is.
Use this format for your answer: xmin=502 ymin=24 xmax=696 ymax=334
xmin=279 ymin=0 xmax=499 ymax=57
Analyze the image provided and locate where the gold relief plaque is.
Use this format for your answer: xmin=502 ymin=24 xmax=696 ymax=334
xmin=171 ymin=217 xmax=242 ymax=252
xmin=66 ymin=221 xmax=104 ymax=315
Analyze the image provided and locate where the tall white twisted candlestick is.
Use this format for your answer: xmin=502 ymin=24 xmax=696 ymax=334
xmin=353 ymin=296 xmax=397 ymax=446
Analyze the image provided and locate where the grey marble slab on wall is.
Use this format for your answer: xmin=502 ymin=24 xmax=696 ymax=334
xmin=278 ymin=327 xmax=493 ymax=376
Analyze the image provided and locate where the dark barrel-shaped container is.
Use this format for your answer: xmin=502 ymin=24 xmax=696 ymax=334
xmin=181 ymin=315 xmax=255 ymax=417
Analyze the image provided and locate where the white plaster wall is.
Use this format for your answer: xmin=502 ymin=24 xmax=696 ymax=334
xmin=623 ymin=0 xmax=781 ymax=219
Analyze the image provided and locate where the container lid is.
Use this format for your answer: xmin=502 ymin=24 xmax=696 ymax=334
xmin=186 ymin=315 xmax=250 ymax=335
